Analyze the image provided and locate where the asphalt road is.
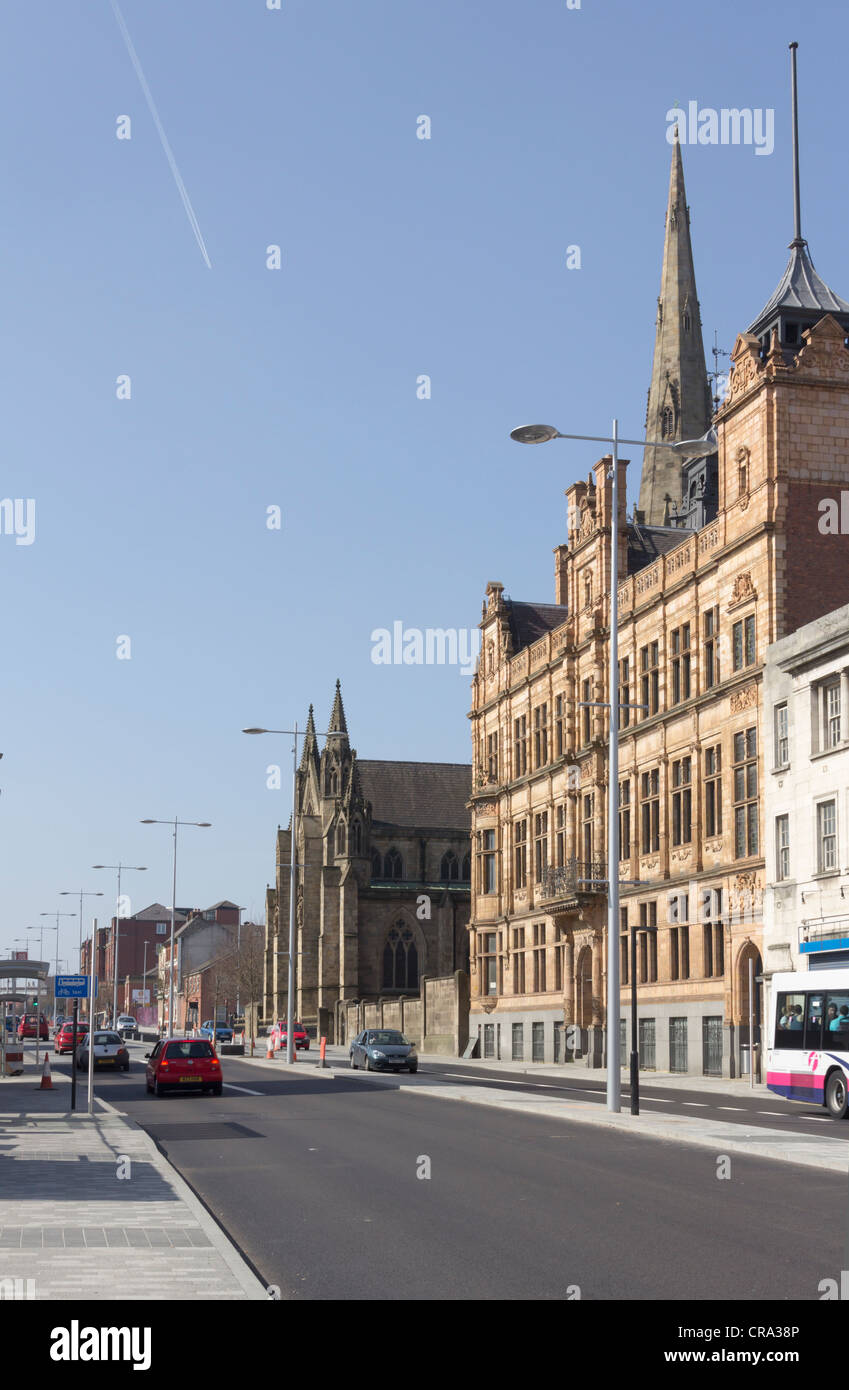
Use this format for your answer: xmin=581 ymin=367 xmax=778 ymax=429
xmin=47 ymin=1042 xmax=849 ymax=1301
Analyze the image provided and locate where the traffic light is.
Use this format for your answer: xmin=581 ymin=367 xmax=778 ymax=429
xmin=31 ymin=997 xmax=37 ymax=1008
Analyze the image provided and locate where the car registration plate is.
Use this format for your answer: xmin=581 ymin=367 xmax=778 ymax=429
xmin=178 ymin=1075 xmax=197 ymax=1082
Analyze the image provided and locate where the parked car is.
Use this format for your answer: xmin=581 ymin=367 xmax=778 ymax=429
xmin=349 ymin=1029 xmax=418 ymax=1073
xmin=268 ymin=1020 xmax=310 ymax=1051
xmin=144 ymin=1038 xmax=222 ymax=1096
xmin=17 ymin=1014 xmax=49 ymax=1041
xmin=54 ymin=1021 xmax=89 ymax=1054
xmin=199 ymin=1020 xmax=233 ymax=1043
xmin=115 ymin=1014 xmax=138 ymax=1040
xmin=77 ymin=1031 xmax=130 ymax=1072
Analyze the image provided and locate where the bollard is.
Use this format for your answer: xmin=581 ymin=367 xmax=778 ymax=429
xmin=319 ymin=1036 xmax=327 ymax=1069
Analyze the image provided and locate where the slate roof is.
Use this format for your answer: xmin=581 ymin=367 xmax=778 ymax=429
xmin=129 ymin=903 xmax=188 ymax=923
xmin=505 ymin=600 xmax=569 ymax=654
xmin=627 ymin=521 xmax=690 ymax=573
xmin=749 ymin=243 xmax=849 ymax=336
xmin=357 ymin=760 xmax=471 ymax=830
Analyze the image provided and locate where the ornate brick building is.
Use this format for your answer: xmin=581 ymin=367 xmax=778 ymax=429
xmin=262 ymin=682 xmax=471 ymax=1042
xmin=468 ymin=139 xmax=849 ymax=1075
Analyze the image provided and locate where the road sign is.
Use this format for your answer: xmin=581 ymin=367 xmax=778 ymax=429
xmin=55 ymin=975 xmax=97 ymax=999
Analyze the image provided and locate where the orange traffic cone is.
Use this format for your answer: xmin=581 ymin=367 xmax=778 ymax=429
xmin=40 ymin=1054 xmax=53 ymax=1090
xmin=266 ymin=1037 xmax=275 ymax=1059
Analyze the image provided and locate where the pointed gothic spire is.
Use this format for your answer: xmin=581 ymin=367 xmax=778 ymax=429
xmin=638 ymin=136 xmax=712 ymax=526
xmin=327 ymin=679 xmax=349 ymax=741
xmin=299 ymin=703 xmax=319 ymax=774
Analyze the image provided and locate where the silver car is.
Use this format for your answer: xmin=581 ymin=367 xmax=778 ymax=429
xmin=349 ymin=1029 xmax=418 ymax=1073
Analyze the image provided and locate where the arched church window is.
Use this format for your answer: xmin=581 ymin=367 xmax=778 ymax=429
xmin=384 ymin=848 xmax=403 ymax=880
xmin=382 ymin=923 xmax=419 ymax=990
xmin=661 ymin=406 xmax=674 ymax=439
xmin=325 ymin=766 xmax=338 ymax=797
xmin=336 ymin=822 xmax=346 ymax=855
xmin=461 ymin=853 xmax=471 ymax=881
xmin=440 ymin=851 xmax=459 ymax=881
xmin=683 ymin=312 xmax=691 ymax=331
xmin=371 ymin=850 xmax=382 ymax=879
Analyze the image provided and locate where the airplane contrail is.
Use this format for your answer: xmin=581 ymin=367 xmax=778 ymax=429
xmin=109 ymin=0 xmax=212 ymax=268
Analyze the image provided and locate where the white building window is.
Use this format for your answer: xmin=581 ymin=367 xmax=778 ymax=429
xmin=774 ymin=703 xmax=789 ymax=768
xmin=775 ymin=815 xmax=790 ymax=881
xmin=826 ymin=680 xmax=842 ymax=750
xmin=817 ymin=800 xmax=837 ymax=873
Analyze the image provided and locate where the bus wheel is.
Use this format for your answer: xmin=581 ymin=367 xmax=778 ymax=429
xmin=825 ymin=1070 xmax=849 ymax=1119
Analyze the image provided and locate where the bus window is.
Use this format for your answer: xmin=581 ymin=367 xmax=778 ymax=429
xmin=824 ymin=994 xmax=849 ymax=1042
xmin=805 ymin=993 xmax=824 ymax=1051
xmin=774 ymin=992 xmax=806 ymax=1047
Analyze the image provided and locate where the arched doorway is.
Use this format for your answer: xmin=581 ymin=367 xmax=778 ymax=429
xmin=737 ymin=942 xmax=763 ymax=1079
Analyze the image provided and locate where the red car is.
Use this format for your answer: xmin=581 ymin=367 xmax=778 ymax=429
xmin=268 ymin=1020 xmax=310 ymax=1051
xmin=145 ymin=1038 xmax=222 ymax=1096
xmin=18 ymin=1014 xmax=49 ymax=1041
xmin=54 ymin=1021 xmax=89 ymax=1054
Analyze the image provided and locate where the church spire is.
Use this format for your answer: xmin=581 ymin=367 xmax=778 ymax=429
xmin=299 ymin=704 xmax=320 ymax=774
xmin=638 ymin=134 xmax=712 ymax=526
xmin=327 ymin=679 xmax=349 ymax=745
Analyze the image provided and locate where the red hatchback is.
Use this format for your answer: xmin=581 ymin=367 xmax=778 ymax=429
xmin=54 ymin=1021 xmax=88 ymax=1054
xmin=145 ymin=1038 xmax=222 ymax=1097
xmin=18 ymin=1014 xmax=49 ymax=1041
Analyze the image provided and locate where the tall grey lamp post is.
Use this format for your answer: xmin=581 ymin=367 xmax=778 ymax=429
xmin=92 ymin=864 xmax=148 ymax=1025
xmin=243 ymin=723 xmax=347 ymax=1064
xmin=60 ymin=890 xmax=104 ymax=988
xmin=139 ymin=820 xmax=211 ymax=1037
xmin=40 ymin=912 xmax=75 ymax=996
xmin=509 ymin=420 xmax=716 ymax=1112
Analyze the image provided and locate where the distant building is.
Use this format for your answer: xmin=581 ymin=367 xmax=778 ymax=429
xmin=262 ymin=682 xmax=471 ymax=1042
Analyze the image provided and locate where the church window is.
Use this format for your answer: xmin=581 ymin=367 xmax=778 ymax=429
xmin=738 ymin=459 xmax=748 ymax=496
xmin=384 ymin=848 xmax=403 ymax=880
xmin=683 ymin=312 xmax=691 ymax=331
xmin=371 ymin=850 xmax=382 ymax=879
xmin=461 ymin=853 xmax=471 ymax=881
xmin=325 ymin=766 xmax=338 ymax=797
xmin=661 ymin=406 xmax=674 ymax=439
xmin=382 ymin=923 xmax=419 ymax=990
xmin=352 ymin=821 xmax=362 ymax=854
xmin=336 ymin=822 xmax=346 ymax=855
xmin=440 ymin=851 xmax=459 ymax=881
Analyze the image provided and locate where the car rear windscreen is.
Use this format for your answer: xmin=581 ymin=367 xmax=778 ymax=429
xmin=164 ymin=1041 xmax=214 ymax=1058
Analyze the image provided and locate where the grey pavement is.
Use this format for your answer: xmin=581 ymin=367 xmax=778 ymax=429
xmin=0 ymin=1056 xmax=268 ymax=1300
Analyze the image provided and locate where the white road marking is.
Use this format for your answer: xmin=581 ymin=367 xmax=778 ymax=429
xmin=681 ymin=1102 xmax=709 ymax=1107
xmin=717 ymin=1106 xmax=745 ymax=1111
xmin=222 ymin=1083 xmax=262 ymax=1095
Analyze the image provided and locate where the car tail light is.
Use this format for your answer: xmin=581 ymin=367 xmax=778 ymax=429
xmin=159 ymin=1060 xmax=169 ymax=1070
xmin=118 ymin=1049 xmax=128 ymax=1057
xmin=209 ymin=1058 xmax=220 ymax=1068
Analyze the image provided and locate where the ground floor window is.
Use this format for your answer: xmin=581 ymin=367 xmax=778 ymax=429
xmin=638 ymin=1017 xmax=656 ymax=1070
xmin=669 ymin=1017 xmax=688 ymax=1073
xmin=531 ymin=1021 xmax=544 ymax=1061
xmin=512 ymin=1022 xmax=523 ymax=1060
xmin=702 ymin=1015 xmax=723 ymax=1076
xmin=483 ymin=1023 xmax=495 ymax=1059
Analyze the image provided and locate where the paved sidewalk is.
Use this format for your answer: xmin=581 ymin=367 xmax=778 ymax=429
xmin=0 ymin=1067 xmax=267 ymax=1300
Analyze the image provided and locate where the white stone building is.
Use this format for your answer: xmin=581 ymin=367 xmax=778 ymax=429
xmin=763 ymin=604 xmax=849 ymax=989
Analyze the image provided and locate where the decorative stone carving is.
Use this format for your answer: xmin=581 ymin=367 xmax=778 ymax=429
xmin=635 ymin=565 xmax=659 ymax=596
xmin=698 ymin=525 xmax=720 ymax=554
xmin=580 ymin=761 xmax=593 ymax=782
xmin=730 ymin=570 xmax=755 ymax=605
xmin=671 ymin=849 xmax=692 ymax=864
xmin=730 ymin=684 xmax=758 ymax=713
xmin=476 ymin=801 xmax=498 ymax=816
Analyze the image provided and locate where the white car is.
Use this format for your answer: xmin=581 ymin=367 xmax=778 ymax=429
xmin=76 ymin=1030 xmax=131 ymax=1072
xmin=115 ymin=1015 xmax=138 ymax=1040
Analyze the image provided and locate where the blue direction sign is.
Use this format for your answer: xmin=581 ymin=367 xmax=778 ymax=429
xmin=55 ymin=975 xmax=97 ymax=999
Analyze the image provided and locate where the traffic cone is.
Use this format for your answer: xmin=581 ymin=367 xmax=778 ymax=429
xmin=267 ymin=1036 xmax=275 ymax=1059
xmin=39 ymin=1054 xmax=53 ymax=1090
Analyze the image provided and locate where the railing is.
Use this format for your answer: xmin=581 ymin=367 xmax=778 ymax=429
xmin=538 ymin=859 xmax=607 ymax=900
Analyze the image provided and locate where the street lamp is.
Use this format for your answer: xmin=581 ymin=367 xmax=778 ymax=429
xmin=40 ymin=911 xmax=75 ymax=993
xmin=140 ymin=819 xmax=211 ymax=1038
xmin=60 ymin=890 xmax=104 ymax=974
xmin=92 ymin=863 xmax=147 ymax=1025
xmin=243 ymin=723 xmax=346 ymax=1064
xmin=510 ymin=420 xmax=716 ymax=1112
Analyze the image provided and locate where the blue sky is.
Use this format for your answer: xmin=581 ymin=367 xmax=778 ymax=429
xmin=1 ymin=0 xmax=847 ymax=971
